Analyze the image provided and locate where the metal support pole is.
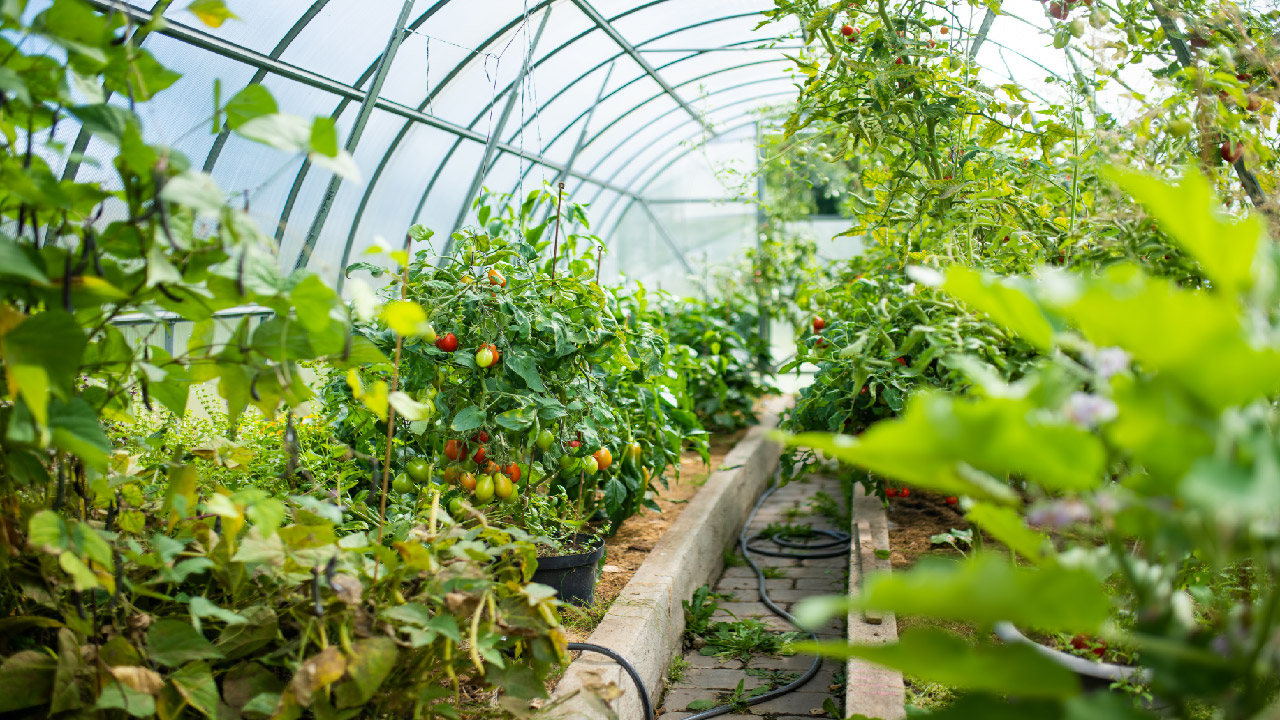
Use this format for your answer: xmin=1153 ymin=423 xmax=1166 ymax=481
xmin=446 ymin=6 xmax=554 ymax=249
xmin=538 ymin=61 xmax=617 ymax=225
xmin=294 ymin=0 xmax=418 ymax=272
xmin=754 ymin=121 xmax=771 ymax=374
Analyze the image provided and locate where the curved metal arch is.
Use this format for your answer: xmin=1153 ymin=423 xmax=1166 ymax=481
xmin=504 ymin=56 xmax=792 ymax=199
xmin=280 ymin=0 xmax=554 ymax=266
xmin=201 ymin=0 xmax=332 ymax=174
xmin=575 ymin=89 xmax=796 ymax=225
xmin=588 ymin=105 xmax=788 ymax=235
xmin=382 ymin=11 xmax=787 ymax=241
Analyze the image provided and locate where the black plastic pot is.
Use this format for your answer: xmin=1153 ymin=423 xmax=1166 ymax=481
xmin=532 ymin=534 xmax=604 ymax=606
xmin=994 ymin=623 xmax=1156 ymax=695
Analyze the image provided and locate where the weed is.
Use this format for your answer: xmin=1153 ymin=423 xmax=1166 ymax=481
xmin=666 ymin=657 xmax=691 ymax=686
xmin=783 ymin=503 xmax=807 ymax=521
xmin=808 ymin=490 xmax=850 ymax=529
xmin=562 ymin=598 xmax=614 ymax=636
xmin=683 ymin=585 xmax=723 ymax=637
xmin=687 ymin=680 xmax=772 ymax=712
xmin=724 ymin=547 xmax=748 ymax=567
xmin=702 ymin=619 xmax=803 ymax=662
xmin=761 ymin=566 xmax=787 ymax=579
xmin=760 ymin=522 xmax=816 ymax=541
xmin=930 ymin=528 xmax=973 ymax=555
xmin=745 ymin=667 xmax=802 ymax=690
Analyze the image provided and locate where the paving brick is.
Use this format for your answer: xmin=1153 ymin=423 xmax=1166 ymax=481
xmin=747 ymin=691 xmax=835 ymax=716
xmin=671 ymin=668 xmax=765 ymax=691
xmin=786 ymin=566 xmax=846 ymax=579
xmin=746 ymin=653 xmax=821 ymax=672
xmin=721 ymin=566 xmax=757 ymax=579
xmin=716 ymin=576 xmax=761 ymax=591
xmin=660 ymin=689 xmax=720 ymax=713
xmin=685 ymin=653 xmax=743 ymax=669
xmin=795 ymin=577 xmax=845 ymax=591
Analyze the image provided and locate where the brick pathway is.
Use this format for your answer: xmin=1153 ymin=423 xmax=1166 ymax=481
xmin=658 ymin=475 xmax=848 ymax=720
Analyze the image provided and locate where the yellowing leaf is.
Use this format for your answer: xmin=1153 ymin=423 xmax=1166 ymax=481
xmin=289 ymin=647 xmax=347 ymax=706
xmin=186 ymin=0 xmax=238 ymax=28
xmin=380 ymin=301 xmax=429 ymax=337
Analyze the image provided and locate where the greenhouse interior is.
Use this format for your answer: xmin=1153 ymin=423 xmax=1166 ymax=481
xmin=2 ymin=0 xmax=1279 ymax=718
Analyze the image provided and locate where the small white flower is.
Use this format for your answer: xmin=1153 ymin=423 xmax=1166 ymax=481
xmin=1092 ymin=347 xmax=1131 ymax=380
xmin=1064 ymin=392 xmax=1118 ymax=428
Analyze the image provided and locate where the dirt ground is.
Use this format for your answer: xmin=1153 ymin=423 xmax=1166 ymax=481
xmin=564 ymin=428 xmax=749 ymax=643
xmin=885 ymin=490 xmax=970 ymax=571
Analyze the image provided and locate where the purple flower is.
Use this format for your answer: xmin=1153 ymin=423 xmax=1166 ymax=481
xmin=1064 ymin=392 xmax=1118 ymax=428
xmin=1092 ymin=347 xmax=1131 ymax=380
xmin=1027 ymin=499 xmax=1093 ymax=528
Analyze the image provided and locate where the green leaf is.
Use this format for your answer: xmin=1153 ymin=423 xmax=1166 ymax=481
xmin=965 ymin=504 xmax=1049 ymax=563
xmin=333 ymin=638 xmax=397 ymax=708
xmin=451 ymin=405 xmax=486 ymax=433
xmin=945 ymin=267 xmax=1053 ymax=352
xmin=495 ymin=407 xmax=537 ymax=431
xmin=169 ymin=661 xmax=220 ymax=717
xmin=798 ymin=628 xmax=1079 ymax=698
xmin=1105 ymin=168 xmax=1261 ymax=296
xmin=483 ymin=663 xmax=548 ymax=700
xmin=785 ymin=392 xmax=1106 ymax=498
xmin=381 ymin=301 xmax=430 ymax=337
xmin=0 ymin=651 xmax=56 ymax=712
xmin=48 ymin=398 xmax=111 ymax=470
xmin=68 ymin=104 xmax=138 ymax=145
xmin=1 ymin=310 xmax=87 ymax=426
xmin=160 ymin=171 xmax=226 ymax=215
xmin=188 ymin=596 xmax=248 ymax=633
xmin=58 ymin=551 xmax=99 ymax=590
xmin=147 ymin=619 xmax=224 ymax=667
xmin=289 ymin=274 xmax=338 ymax=333
xmin=28 ymin=511 xmax=70 ymax=553
xmin=95 ymin=682 xmax=157 ymax=717
xmin=224 ymin=84 xmax=277 ymax=130
xmin=235 ymin=113 xmax=311 ymax=153
xmin=858 ymin=553 xmax=1111 ymax=633
xmin=186 ymin=0 xmax=239 ymax=28
xmin=506 ymin=352 xmax=547 ymax=392
xmin=0 ymin=237 xmax=49 ymax=284
xmin=310 ymin=117 xmax=339 ymax=158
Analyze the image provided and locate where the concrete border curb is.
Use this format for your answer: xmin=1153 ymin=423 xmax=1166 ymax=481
xmin=845 ymin=487 xmax=906 ymax=719
xmin=547 ymin=396 xmax=792 ymax=720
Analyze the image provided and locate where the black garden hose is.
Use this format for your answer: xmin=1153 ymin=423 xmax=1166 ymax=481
xmin=683 ymin=480 xmax=852 ymax=720
xmin=567 ymin=642 xmax=656 ymax=720
xmin=571 ymin=477 xmax=851 ymax=720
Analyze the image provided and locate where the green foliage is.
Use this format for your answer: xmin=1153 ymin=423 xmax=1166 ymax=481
xmin=787 ymin=172 xmax=1280 ymax=718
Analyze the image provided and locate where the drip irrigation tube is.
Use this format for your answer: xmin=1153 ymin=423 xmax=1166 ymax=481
xmin=577 ymin=478 xmax=852 ymax=720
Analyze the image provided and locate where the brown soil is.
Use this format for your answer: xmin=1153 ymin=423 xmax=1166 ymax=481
xmin=564 ymin=428 xmax=749 ymax=643
xmin=885 ymin=490 xmax=970 ymax=571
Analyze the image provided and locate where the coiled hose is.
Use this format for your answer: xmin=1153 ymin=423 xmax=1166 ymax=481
xmin=577 ymin=478 xmax=852 ymax=720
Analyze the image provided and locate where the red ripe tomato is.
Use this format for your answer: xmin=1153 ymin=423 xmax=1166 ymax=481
xmin=886 ymin=487 xmax=900 ymax=497
xmin=472 ymin=431 xmax=489 ymax=444
xmin=939 ymin=26 xmax=949 ymax=34
xmin=840 ymin=24 xmax=855 ymax=36
xmin=435 ymin=333 xmax=459 ymax=352
xmin=472 ymin=446 xmax=487 ymax=465
xmin=900 ymin=488 xmax=911 ymax=498
xmin=1221 ymin=141 xmax=1244 ymax=163
xmin=894 ymin=56 xmax=906 ymax=65
xmin=567 ymin=440 xmax=582 ymax=451
xmin=812 ymin=315 xmax=826 ymax=332
xmin=504 ymin=463 xmax=522 ymax=482
xmin=927 ymin=40 xmax=936 ymax=48
xmin=1049 ymin=1 xmax=1066 ymax=18
xmin=444 ymin=439 xmax=467 ymax=462
xmin=485 ymin=343 xmax=501 ymax=364
xmin=1248 ymin=94 xmax=1262 ymax=112
xmin=896 ymin=357 xmax=908 ymax=366
xmin=945 ymin=496 xmax=958 ymax=506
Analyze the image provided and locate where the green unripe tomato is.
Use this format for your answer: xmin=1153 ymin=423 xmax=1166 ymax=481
xmin=536 ymin=429 xmax=555 ymax=451
xmin=423 ymin=325 xmax=438 ymax=344
xmin=558 ymin=455 xmax=577 ymax=470
xmin=448 ymin=497 xmax=466 ymax=518
xmin=475 ymin=474 xmax=496 ymax=503
xmin=584 ymin=457 xmax=599 ymax=476
xmin=392 ymin=473 xmax=413 ymax=493
xmin=407 ymin=458 xmax=431 ymax=482
xmin=494 ymin=473 xmax=514 ymax=500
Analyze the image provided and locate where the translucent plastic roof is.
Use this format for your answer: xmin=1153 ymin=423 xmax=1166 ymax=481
xmin=53 ymin=0 xmax=804 ymax=293
xmin=53 ymin=0 xmax=1117 ymax=295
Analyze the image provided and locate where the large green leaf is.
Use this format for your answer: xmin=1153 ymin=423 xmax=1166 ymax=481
xmin=945 ymin=267 xmax=1053 ymax=351
xmin=858 ymin=553 xmax=1111 ymax=633
xmin=48 ymin=398 xmax=110 ymax=470
xmin=224 ymin=84 xmax=277 ymax=130
xmin=799 ymin=627 xmax=1080 ymax=698
xmin=786 ymin=391 xmax=1106 ymax=498
xmin=1056 ymin=268 xmax=1280 ymax=410
xmin=1105 ymin=168 xmax=1261 ymax=296
xmin=169 ymin=661 xmax=220 ymax=718
xmin=0 ymin=651 xmax=56 ymax=712
xmin=0 ymin=237 xmax=49 ymax=284
xmin=1 ymin=310 xmax=87 ymax=426
xmin=333 ymin=638 xmax=397 ymax=708
xmin=147 ymin=619 xmax=224 ymax=667
xmin=451 ymin=405 xmax=486 ymax=433
xmin=965 ymin=504 xmax=1049 ymax=563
